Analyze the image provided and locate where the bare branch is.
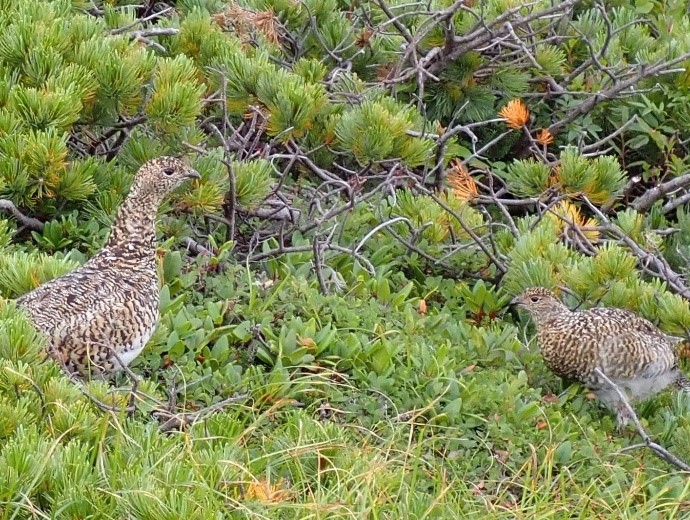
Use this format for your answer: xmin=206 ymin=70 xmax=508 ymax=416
xmin=631 ymin=171 xmax=690 ymax=213
xmin=548 ymin=51 xmax=690 ymax=135
xmin=0 ymin=200 xmax=44 ymax=231
xmin=594 ymin=368 xmax=690 ymax=473
xmin=109 ymin=7 xmax=175 ymax=35
xmin=154 ymin=394 xmax=248 ymax=433
xmin=182 ymin=237 xmax=215 ymax=257
xmin=583 ymin=197 xmax=690 ymax=300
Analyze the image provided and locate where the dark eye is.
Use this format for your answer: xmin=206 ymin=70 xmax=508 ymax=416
xmin=530 ymin=296 xmax=539 ymax=303
xmin=163 ymin=167 xmax=175 ymax=176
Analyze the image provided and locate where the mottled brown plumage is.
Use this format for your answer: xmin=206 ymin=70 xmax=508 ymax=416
xmin=17 ymin=156 xmax=200 ymax=378
xmin=513 ymin=287 xmax=690 ymax=430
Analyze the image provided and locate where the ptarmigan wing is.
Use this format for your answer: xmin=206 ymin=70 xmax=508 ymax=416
xmin=587 ymin=307 xmax=667 ymax=338
xmin=53 ymin=299 xmax=157 ymax=374
xmin=598 ymin=329 xmax=678 ymax=380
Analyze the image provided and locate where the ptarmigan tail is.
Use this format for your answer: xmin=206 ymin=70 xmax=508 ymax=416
xmin=673 ymin=372 xmax=690 ymax=392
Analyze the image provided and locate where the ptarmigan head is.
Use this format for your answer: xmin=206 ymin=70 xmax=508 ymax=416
xmin=511 ymin=287 xmax=568 ymax=322
xmin=129 ymin=156 xmax=201 ymax=203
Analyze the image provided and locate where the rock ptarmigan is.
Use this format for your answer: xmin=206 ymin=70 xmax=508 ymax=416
xmin=16 ymin=156 xmax=200 ymax=378
xmin=512 ymin=287 xmax=690 ymax=431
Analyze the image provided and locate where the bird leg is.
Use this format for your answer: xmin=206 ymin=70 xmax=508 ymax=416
xmin=106 ymin=346 xmax=140 ymax=416
xmin=615 ymin=401 xmax=633 ymax=434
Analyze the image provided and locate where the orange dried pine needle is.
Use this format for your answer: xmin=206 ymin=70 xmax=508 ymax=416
xmin=548 ymin=200 xmax=600 ymax=241
xmin=245 ymin=477 xmax=292 ymax=503
xmin=254 ymin=9 xmax=280 ymax=44
xmin=499 ymin=99 xmax=529 ymax=129
xmin=446 ymin=160 xmax=478 ymax=201
xmin=212 ymin=3 xmax=280 ymax=45
xmin=536 ymin=128 xmax=554 ymax=145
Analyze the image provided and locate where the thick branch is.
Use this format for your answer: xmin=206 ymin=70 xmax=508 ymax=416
xmin=548 ymin=52 xmax=690 ymax=135
xmin=388 ymin=0 xmax=579 ymax=83
xmin=631 ymin=172 xmax=690 ymax=213
xmin=0 ymin=200 xmax=44 ymax=231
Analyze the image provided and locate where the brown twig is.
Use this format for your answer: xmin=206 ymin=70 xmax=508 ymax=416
xmin=153 ymin=394 xmax=248 ymax=433
xmin=0 ymin=200 xmax=44 ymax=231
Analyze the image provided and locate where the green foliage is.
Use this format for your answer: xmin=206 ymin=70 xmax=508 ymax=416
xmin=335 ymin=99 xmax=433 ymax=166
xmin=0 ymin=249 xmax=78 ymax=298
xmin=500 ymin=147 xmax=627 ymax=204
xmin=146 ymin=55 xmax=205 ymax=135
xmin=535 ymin=43 xmax=567 ymax=76
xmin=393 ymin=189 xmax=484 ymax=243
xmin=501 ymin=158 xmax=552 ymax=197
xmin=8 ymin=85 xmax=83 ymax=131
xmin=256 ymin=68 xmax=328 ymax=141
xmin=558 ymin=147 xmax=627 ymax=205
xmin=2 ymin=1 xmax=690 ymax=517
xmin=232 ymin=158 xmax=274 ymax=208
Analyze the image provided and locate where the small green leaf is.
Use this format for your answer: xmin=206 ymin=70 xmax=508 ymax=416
xmin=233 ymin=320 xmax=252 ymax=341
xmin=210 ymin=335 xmax=230 ymax=363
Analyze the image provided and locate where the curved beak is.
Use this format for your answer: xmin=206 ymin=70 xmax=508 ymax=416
xmin=510 ymin=296 xmax=520 ymax=306
xmin=186 ymin=169 xmax=201 ymax=180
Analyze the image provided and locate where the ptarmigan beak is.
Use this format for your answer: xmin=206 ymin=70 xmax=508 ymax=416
xmin=186 ymin=170 xmax=201 ymax=180
xmin=510 ymin=296 xmax=520 ymax=306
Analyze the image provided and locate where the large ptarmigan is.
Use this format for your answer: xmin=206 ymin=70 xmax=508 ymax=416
xmin=16 ymin=156 xmax=200 ymax=378
xmin=512 ymin=287 xmax=690 ymax=431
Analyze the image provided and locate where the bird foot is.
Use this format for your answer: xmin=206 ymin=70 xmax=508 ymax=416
xmin=105 ymin=347 xmax=141 ymax=417
xmin=615 ymin=405 xmax=634 ymax=435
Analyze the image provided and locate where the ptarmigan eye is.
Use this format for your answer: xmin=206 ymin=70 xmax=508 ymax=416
xmin=163 ymin=167 xmax=175 ymax=176
xmin=530 ymin=296 xmax=539 ymax=303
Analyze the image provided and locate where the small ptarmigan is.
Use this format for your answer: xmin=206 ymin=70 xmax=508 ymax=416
xmin=512 ymin=287 xmax=690 ymax=430
xmin=16 ymin=156 xmax=200 ymax=378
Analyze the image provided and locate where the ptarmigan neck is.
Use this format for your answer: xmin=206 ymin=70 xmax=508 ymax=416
xmin=105 ymin=194 xmax=160 ymax=262
xmin=531 ymin=305 xmax=571 ymax=330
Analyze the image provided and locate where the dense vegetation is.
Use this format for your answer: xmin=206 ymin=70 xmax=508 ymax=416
xmin=3 ymin=0 xmax=690 ymax=517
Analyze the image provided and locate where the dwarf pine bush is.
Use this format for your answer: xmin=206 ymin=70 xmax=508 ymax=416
xmin=0 ymin=0 xmax=689 ymax=517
